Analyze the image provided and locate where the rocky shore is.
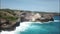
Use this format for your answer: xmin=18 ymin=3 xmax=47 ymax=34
xmin=20 ymin=12 xmax=54 ymax=22
xmin=0 ymin=11 xmax=20 ymax=32
xmin=0 ymin=19 xmax=20 ymax=32
xmin=0 ymin=9 xmax=60 ymax=32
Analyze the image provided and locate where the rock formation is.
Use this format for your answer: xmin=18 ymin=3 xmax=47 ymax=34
xmin=0 ymin=11 xmax=20 ymax=32
xmin=0 ymin=9 xmax=59 ymax=32
xmin=20 ymin=13 xmax=54 ymax=22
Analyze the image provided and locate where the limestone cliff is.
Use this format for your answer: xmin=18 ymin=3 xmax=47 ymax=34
xmin=0 ymin=9 xmax=60 ymax=32
xmin=0 ymin=10 xmax=20 ymax=32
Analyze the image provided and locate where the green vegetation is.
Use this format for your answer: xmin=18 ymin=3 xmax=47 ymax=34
xmin=0 ymin=9 xmax=60 ymax=21
xmin=0 ymin=9 xmax=18 ymax=21
xmin=0 ymin=15 xmax=18 ymax=21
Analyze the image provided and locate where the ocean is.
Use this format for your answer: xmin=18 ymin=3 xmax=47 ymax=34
xmin=0 ymin=16 xmax=60 ymax=34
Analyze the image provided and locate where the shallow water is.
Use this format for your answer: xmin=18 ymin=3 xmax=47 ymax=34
xmin=0 ymin=16 xmax=60 ymax=34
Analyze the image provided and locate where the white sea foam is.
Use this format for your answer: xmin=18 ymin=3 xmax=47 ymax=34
xmin=54 ymin=20 xmax=60 ymax=22
xmin=0 ymin=22 xmax=33 ymax=34
xmin=0 ymin=20 xmax=59 ymax=34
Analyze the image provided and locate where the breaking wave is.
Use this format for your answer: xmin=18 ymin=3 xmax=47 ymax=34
xmin=0 ymin=19 xmax=60 ymax=34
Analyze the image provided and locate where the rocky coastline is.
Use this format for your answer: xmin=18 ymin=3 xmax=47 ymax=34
xmin=0 ymin=9 xmax=60 ymax=32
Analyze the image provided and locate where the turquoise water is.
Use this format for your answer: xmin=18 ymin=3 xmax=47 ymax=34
xmin=17 ymin=16 xmax=60 ymax=34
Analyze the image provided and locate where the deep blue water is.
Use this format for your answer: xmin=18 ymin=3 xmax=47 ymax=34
xmin=17 ymin=16 xmax=60 ymax=34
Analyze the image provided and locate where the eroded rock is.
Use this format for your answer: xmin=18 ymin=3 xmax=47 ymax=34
xmin=0 ymin=19 xmax=20 ymax=32
xmin=20 ymin=13 xmax=54 ymax=22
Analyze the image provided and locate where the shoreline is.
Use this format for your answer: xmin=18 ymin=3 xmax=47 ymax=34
xmin=0 ymin=9 xmax=60 ymax=32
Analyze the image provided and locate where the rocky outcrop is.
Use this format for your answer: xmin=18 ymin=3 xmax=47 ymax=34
xmin=0 ymin=11 xmax=20 ymax=32
xmin=0 ymin=18 xmax=20 ymax=32
xmin=20 ymin=13 xmax=54 ymax=22
xmin=0 ymin=9 xmax=59 ymax=32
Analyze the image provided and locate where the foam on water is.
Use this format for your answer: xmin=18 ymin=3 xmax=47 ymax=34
xmin=0 ymin=20 xmax=59 ymax=34
xmin=0 ymin=22 xmax=33 ymax=34
xmin=54 ymin=20 xmax=60 ymax=22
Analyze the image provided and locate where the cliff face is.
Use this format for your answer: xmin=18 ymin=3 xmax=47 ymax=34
xmin=0 ymin=9 xmax=59 ymax=32
xmin=20 ymin=12 xmax=54 ymax=22
xmin=0 ymin=10 xmax=20 ymax=32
